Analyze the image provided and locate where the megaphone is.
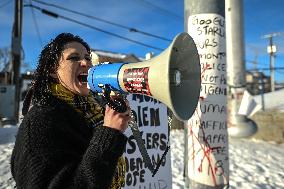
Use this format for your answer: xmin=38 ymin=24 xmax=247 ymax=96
xmin=88 ymin=32 xmax=201 ymax=121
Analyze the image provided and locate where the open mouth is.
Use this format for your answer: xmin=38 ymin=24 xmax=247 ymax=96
xmin=77 ymin=73 xmax=88 ymax=83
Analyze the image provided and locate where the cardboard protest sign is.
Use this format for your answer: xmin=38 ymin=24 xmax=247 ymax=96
xmin=123 ymin=94 xmax=172 ymax=189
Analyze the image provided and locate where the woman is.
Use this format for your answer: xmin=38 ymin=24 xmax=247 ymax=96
xmin=11 ymin=33 xmax=130 ymax=189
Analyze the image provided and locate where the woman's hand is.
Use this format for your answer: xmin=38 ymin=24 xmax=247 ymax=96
xmin=103 ymin=98 xmax=131 ymax=133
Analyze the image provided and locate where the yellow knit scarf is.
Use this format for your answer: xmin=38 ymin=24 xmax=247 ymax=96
xmin=50 ymin=83 xmax=125 ymax=189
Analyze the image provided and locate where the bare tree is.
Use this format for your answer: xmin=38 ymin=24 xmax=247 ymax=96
xmin=0 ymin=47 xmax=11 ymax=72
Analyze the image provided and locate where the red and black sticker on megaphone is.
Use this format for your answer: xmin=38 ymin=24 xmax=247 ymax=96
xmin=123 ymin=67 xmax=152 ymax=96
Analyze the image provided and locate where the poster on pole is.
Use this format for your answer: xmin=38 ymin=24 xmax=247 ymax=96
xmin=123 ymin=94 xmax=172 ymax=189
xmin=187 ymin=13 xmax=229 ymax=186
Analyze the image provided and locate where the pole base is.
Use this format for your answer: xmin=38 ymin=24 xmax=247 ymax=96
xmin=186 ymin=178 xmax=229 ymax=189
xmin=228 ymin=115 xmax=258 ymax=138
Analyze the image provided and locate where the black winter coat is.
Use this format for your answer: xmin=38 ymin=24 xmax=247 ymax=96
xmin=11 ymin=96 xmax=127 ymax=189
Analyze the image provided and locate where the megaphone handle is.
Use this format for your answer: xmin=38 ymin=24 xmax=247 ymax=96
xmin=106 ymin=98 xmax=127 ymax=113
xmin=100 ymin=84 xmax=127 ymax=113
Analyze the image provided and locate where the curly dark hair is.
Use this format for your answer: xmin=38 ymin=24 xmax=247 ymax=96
xmin=22 ymin=33 xmax=91 ymax=115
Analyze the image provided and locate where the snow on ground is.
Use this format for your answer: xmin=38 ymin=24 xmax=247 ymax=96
xmin=170 ymin=130 xmax=284 ymax=189
xmin=0 ymin=125 xmax=18 ymax=189
xmin=0 ymin=127 xmax=283 ymax=189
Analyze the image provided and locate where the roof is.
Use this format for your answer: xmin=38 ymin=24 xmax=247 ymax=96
xmin=91 ymin=49 xmax=144 ymax=64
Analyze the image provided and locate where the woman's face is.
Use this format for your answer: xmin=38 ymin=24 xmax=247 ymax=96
xmin=56 ymin=41 xmax=92 ymax=96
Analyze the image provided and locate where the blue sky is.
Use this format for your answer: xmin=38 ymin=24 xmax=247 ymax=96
xmin=1 ymin=0 xmax=284 ymax=82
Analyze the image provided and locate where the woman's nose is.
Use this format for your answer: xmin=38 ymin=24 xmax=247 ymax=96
xmin=80 ymin=59 xmax=92 ymax=68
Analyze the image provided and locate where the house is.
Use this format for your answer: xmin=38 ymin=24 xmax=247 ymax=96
xmin=246 ymin=71 xmax=271 ymax=95
xmin=91 ymin=49 xmax=144 ymax=64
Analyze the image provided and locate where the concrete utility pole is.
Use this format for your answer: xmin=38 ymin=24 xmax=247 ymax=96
xmin=11 ymin=0 xmax=23 ymax=123
xmin=263 ymin=32 xmax=280 ymax=92
xmin=185 ymin=0 xmax=229 ymax=188
xmin=226 ymin=0 xmax=257 ymax=138
xmin=268 ymin=36 xmax=275 ymax=92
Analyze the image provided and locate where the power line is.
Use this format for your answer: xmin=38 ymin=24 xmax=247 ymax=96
xmin=0 ymin=0 xmax=12 ymax=9
xmin=24 ymin=4 xmax=164 ymax=51
xmin=246 ymin=60 xmax=269 ymax=66
xmin=275 ymin=70 xmax=284 ymax=74
xmin=248 ymin=67 xmax=284 ymax=71
xmin=28 ymin=0 xmax=43 ymax=46
xmin=133 ymin=0 xmax=183 ymax=21
xmin=31 ymin=0 xmax=171 ymax=42
xmin=246 ymin=60 xmax=270 ymax=70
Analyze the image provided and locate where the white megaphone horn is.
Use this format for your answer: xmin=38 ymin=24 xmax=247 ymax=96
xmin=87 ymin=32 xmax=201 ymax=121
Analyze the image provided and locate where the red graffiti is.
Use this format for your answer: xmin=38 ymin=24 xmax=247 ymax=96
xmin=187 ymin=63 xmax=229 ymax=186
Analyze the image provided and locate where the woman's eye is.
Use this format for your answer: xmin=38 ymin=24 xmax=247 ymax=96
xmin=67 ymin=55 xmax=91 ymax=62
xmin=68 ymin=56 xmax=80 ymax=61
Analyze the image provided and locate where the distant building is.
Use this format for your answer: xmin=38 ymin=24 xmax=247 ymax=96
xmin=246 ymin=71 xmax=271 ymax=95
xmin=0 ymin=72 xmax=12 ymax=84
